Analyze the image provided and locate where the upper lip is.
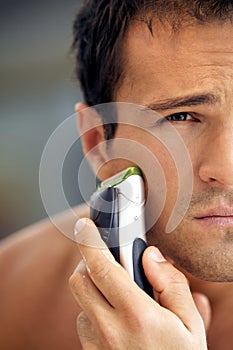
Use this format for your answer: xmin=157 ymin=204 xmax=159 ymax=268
xmin=195 ymin=206 xmax=233 ymax=218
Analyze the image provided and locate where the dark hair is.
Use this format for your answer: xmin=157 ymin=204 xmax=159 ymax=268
xmin=72 ymin=0 xmax=233 ymax=139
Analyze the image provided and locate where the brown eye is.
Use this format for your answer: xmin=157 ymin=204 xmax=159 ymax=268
xmin=165 ymin=112 xmax=194 ymax=122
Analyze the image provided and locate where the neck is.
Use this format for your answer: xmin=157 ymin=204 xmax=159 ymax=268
xmin=184 ymin=271 xmax=233 ymax=349
xmin=185 ymin=271 xmax=233 ymax=305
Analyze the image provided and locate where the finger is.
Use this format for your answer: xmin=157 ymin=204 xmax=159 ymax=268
xmin=69 ymin=260 xmax=112 ymax=319
xmin=74 ymin=218 xmax=145 ymax=309
xmin=143 ymin=246 xmax=205 ymax=331
xmin=192 ymin=292 xmax=211 ymax=332
xmin=77 ymin=312 xmax=100 ymax=350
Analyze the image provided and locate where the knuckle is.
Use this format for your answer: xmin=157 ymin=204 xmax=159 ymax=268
xmin=97 ymin=322 xmax=118 ymax=349
xmin=138 ymin=309 xmax=158 ymax=331
xmin=90 ymin=260 xmax=110 ymax=280
xmin=171 ymin=270 xmax=188 ymax=286
xmin=122 ymin=301 xmax=158 ymax=334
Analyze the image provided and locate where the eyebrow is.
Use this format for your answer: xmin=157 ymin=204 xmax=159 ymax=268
xmin=144 ymin=93 xmax=220 ymax=111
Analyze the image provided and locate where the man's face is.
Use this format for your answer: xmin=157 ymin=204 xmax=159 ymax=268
xmin=111 ymin=20 xmax=233 ymax=282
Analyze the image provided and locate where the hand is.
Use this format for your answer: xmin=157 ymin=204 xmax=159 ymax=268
xmin=69 ymin=218 xmax=210 ymax=350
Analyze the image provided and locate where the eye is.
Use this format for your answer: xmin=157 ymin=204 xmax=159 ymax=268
xmin=165 ymin=112 xmax=196 ymax=122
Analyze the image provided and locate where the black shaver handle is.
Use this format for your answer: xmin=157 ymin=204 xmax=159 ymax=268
xmin=132 ymin=238 xmax=154 ymax=298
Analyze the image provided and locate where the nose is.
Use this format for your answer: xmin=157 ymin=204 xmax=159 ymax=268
xmin=198 ymin=125 xmax=233 ymax=188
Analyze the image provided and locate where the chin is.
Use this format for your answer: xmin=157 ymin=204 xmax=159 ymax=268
xmin=174 ymin=256 xmax=233 ymax=283
xmin=147 ymin=221 xmax=233 ymax=282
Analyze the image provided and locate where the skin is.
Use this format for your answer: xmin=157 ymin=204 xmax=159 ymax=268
xmin=73 ymin=19 xmax=233 ymax=348
xmin=70 ymin=219 xmax=209 ymax=349
xmin=115 ymin=20 xmax=233 ymax=282
xmin=0 ymin=19 xmax=233 ymax=350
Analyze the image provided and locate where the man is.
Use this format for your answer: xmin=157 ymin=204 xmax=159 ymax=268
xmin=1 ymin=0 xmax=233 ymax=348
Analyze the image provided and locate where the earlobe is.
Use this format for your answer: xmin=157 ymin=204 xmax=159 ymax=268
xmin=75 ymin=102 xmax=111 ymax=180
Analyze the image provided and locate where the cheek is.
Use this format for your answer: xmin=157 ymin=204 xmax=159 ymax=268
xmin=146 ymin=133 xmax=180 ymax=202
xmin=184 ymin=138 xmax=202 ymax=191
xmin=110 ymin=127 xmax=182 ymax=229
xmin=112 ymin=127 xmax=178 ymax=184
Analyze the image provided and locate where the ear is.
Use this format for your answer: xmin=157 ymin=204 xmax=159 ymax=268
xmin=75 ymin=103 xmax=112 ymax=180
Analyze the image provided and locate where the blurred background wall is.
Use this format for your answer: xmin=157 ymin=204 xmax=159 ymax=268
xmin=0 ymin=0 xmax=85 ymax=238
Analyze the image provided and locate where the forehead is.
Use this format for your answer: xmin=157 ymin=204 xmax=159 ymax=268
xmin=117 ymin=20 xmax=233 ymax=103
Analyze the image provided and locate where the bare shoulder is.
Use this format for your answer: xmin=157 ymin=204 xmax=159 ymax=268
xmin=0 ymin=204 xmax=89 ymax=350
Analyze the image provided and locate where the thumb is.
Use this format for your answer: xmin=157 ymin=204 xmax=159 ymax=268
xmin=143 ymin=246 xmax=205 ymax=332
xmin=192 ymin=292 xmax=212 ymax=332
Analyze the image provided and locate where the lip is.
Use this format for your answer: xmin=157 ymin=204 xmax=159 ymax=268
xmin=194 ymin=206 xmax=233 ymax=227
xmin=195 ymin=206 xmax=233 ymax=218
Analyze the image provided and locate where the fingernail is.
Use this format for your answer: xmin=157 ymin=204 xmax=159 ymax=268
xmin=74 ymin=218 xmax=92 ymax=239
xmin=73 ymin=259 xmax=86 ymax=274
xmin=74 ymin=218 xmax=106 ymax=249
xmin=148 ymin=247 xmax=166 ymax=262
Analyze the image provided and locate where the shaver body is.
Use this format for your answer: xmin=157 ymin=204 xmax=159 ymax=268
xmin=90 ymin=167 xmax=153 ymax=297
